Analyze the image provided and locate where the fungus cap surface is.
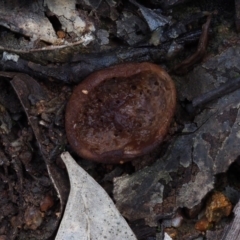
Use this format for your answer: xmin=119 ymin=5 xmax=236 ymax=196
xmin=65 ymin=62 xmax=176 ymax=164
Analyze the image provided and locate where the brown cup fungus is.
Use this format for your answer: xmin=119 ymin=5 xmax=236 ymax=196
xmin=65 ymin=62 xmax=176 ymax=164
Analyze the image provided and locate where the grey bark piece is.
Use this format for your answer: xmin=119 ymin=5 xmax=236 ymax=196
xmin=96 ymin=29 xmax=109 ymax=45
xmin=130 ymin=0 xmax=170 ymax=31
xmin=0 ymin=4 xmax=57 ymax=44
xmin=206 ymin=229 xmax=225 ymax=240
xmin=116 ymin=11 xmax=148 ymax=46
xmin=114 ymin=45 xmax=240 ymax=226
xmin=114 ymin=135 xmax=191 ymax=226
xmin=44 ymin=0 xmax=95 ymax=36
xmin=220 ymin=200 xmax=240 ymax=240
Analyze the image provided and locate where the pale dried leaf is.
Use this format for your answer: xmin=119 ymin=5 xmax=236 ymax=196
xmin=56 ymin=152 xmax=136 ymax=240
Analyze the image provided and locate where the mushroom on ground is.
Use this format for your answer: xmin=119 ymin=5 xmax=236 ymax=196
xmin=65 ymin=62 xmax=176 ymax=164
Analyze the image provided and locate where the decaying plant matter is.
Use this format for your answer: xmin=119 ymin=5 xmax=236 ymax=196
xmin=0 ymin=0 xmax=239 ymax=239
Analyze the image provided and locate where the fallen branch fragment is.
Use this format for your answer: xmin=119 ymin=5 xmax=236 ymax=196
xmin=174 ymin=14 xmax=212 ymax=74
xmin=186 ymin=77 xmax=240 ymax=113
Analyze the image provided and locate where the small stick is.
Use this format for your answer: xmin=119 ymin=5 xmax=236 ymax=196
xmin=186 ymin=77 xmax=240 ymax=113
xmin=174 ymin=14 xmax=212 ymax=75
xmin=193 ymin=77 xmax=240 ymax=107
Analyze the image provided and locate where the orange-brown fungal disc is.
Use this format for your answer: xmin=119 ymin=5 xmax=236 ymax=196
xmin=65 ymin=62 xmax=176 ymax=164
